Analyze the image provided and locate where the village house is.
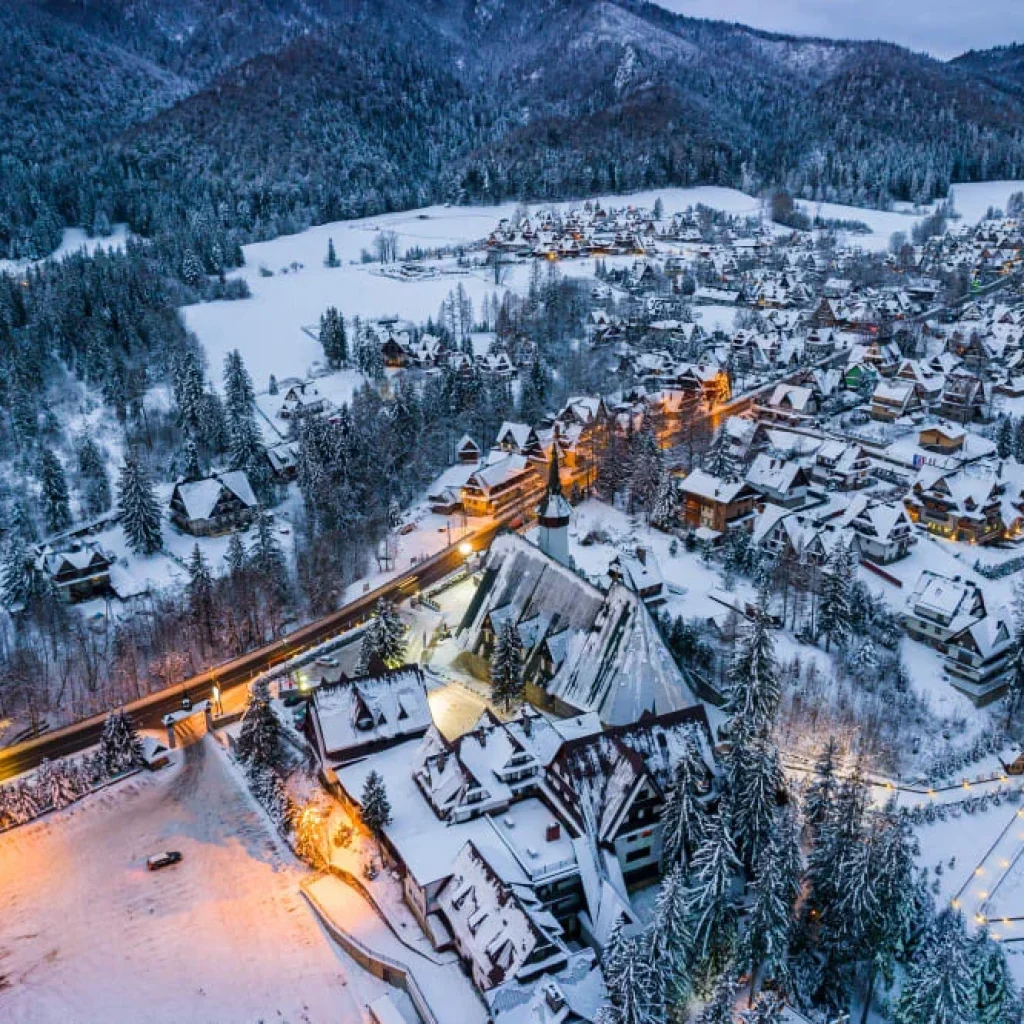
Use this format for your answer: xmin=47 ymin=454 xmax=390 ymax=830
xmin=904 ymin=468 xmax=1005 ymax=544
xmin=168 ymin=470 xmax=258 ymax=537
xmin=744 ymin=454 xmax=811 ymax=507
xmin=870 ymin=380 xmax=922 ymax=422
xmin=902 ymin=570 xmax=987 ymax=651
xmin=461 ymin=455 xmax=544 ymax=519
xmin=841 ymin=495 xmax=915 ymax=564
xmin=278 ymin=380 xmax=328 ymax=420
xmin=810 ymin=441 xmax=871 ymax=491
xmin=944 ymin=614 xmax=1015 ymax=703
xmin=37 ymin=540 xmax=115 ymax=602
xmin=677 ymin=470 xmax=758 ymax=535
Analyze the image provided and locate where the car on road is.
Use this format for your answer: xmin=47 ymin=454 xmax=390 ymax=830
xmin=147 ymin=851 xmax=183 ymax=871
xmin=315 ymin=655 xmax=339 ymax=668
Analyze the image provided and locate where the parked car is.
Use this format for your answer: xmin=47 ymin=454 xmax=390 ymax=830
xmin=147 ymin=851 xmax=183 ymax=871
xmin=315 ymin=655 xmax=339 ymax=668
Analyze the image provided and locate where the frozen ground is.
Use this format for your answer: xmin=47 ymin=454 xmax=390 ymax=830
xmin=0 ymin=720 xmax=398 ymax=1024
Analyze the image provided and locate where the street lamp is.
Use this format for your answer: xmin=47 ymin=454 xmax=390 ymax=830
xmin=459 ymin=541 xmax=473 ymax=558
xmin=211 ymin=683 xmax=222 ymax=715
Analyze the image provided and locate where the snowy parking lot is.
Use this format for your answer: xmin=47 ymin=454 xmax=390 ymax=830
xmin=0 ymin=721 xmax=398 ymax=1024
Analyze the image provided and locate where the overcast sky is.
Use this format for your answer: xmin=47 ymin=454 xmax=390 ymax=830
xmin=656 ymin=1 xmax=1023 ymax=60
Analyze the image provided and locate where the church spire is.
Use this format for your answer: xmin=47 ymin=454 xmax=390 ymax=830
xmin=546 ymin=429 xmax=563 ymax=497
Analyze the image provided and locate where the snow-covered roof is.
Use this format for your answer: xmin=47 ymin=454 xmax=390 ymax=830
xmin=677 ymin=469 xmax=750 ymax=504
xmin=173 ymin=470 xmax=257 ymax=521
xmin=464 ymin=534 xmax=701 ymax=726
xmin=310 ymin=667 xmax=431 ymax=761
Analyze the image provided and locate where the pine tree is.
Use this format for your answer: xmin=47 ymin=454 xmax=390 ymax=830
xmin=819 ymin=539 xmax=853 ymax=652
xmin=236 ymin=679 xmax=282 ymax=769
xmin=319 ymin=306 xmax=348 ymax=367
xmin=649 ymin=863 xmax=692 ymax=1013
xmin=490 ymin=619 xmax=524 ymax=711
xmin=996 ymin=417 xmax=1014 ymax=460
xmin=600 ymin=924 xmax=661 ymax=1024
xmin=685 ymin=801 xmax=741 ymax=977
xmin=100 ymin=709 xmax=143 ymax=775
xmin=728 ymin=732 xmax=784 ymax=871
xmin=325 ymin=237 xmax=340 ymax=268
xmin=739 ymin=806 xmax=800 ymax=1001
xmin=894 ymin=909 xmax=975 ymax=1024
xmin=181 ymin=437 xmax=203 ymax=482
xmin=225 ymin=533 xmax=247 ymax=576
xmin=186 ymin=544 xmax=215 ymax=641
xmin=246 ymin=762 xmax=293 ymax=833
xmin=249 ymin=506 xmax=287 ymax=595
xmin=803 ymin=737 xmax=840 ymax=843
xmin=970 ymin=927 xmax=1021 ymax=1024
xmin=629 ymin=419 xmax=663 ymax=516
xmin=223 ymin=349 xmax=257 ymax=425
xmin=661 ymin=739 xmax=708 ymax=865
xmin=0 ymin=534 xmax=34 ymax=610
xmin=694 ymin=970 xmax=739 ymax=1024
xmin=738 ymin=992 xmax=785 ymax=1024
xmin=117 ymin=450 xmax=162 ymax=555
xmin=360 ymin=770 xmax=392 ymax=841
xmin=39 ymin=447 xmax=72 ymax=534
xmin=704 ymin=426 xmax=739 ymax=479
xmin=77 ymin=436 xmax=112 ymax=515
xmin=727 ymin=598 xmax=781 ymax=739
xmin=650 ymin=470 xmax=679 ymax=531
xmin=357 ymin=599 xmax=406 ymax=673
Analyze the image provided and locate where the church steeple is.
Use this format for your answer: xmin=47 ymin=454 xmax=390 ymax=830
xmin=536 ymin=429 xmax=572 ymax=567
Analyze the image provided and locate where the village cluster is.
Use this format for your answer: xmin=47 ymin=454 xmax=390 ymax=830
xmin=14 ymin=193 xmax=1024 ymax=1024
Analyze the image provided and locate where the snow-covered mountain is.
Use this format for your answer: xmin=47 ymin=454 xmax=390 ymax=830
xmin=4 ymin=0 xmax=1024 ymax=258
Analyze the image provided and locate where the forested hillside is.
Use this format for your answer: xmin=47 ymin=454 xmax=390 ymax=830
xmin=3 ymin=0 xmax=1024 ymax=260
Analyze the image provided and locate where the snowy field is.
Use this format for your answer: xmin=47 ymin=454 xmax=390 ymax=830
xmin=0 ymin=722 xmax=398 ymax=1024
xmin=180 ymin=180 xmax=1024 ymax=388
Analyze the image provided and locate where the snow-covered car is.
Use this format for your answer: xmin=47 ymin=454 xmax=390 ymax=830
xmin=315 ymin=655 xmax=339 ymax=668
xmin=147 ymin=851 xmax=183 ymax=871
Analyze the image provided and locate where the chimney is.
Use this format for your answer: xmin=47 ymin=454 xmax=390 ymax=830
xmin=546 ymin=822 xmax=561 ymax=842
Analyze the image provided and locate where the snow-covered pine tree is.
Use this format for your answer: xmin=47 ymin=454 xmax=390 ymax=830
xmin=223 ymin=349 xmax=257 ymax=425
xmin=648 ymin=863 xmax=692 ymax=1013
xmin=325 ymin=237 xmax=340 ymax=268
xmin=694 ymin=970 xmax=739 ymax=1024
xmin=969 ymin=927 xmax=1021 ymax=1024
xmin=704 ymin=426 xmax=739 ymax=479
xmin=818 ymin=539 xmax=853 ymax=653
xmin=100 ymin=709 xmax=143 ymax=775
xmin=841 ymin=805 xmax=922 ymax=1024
xmin=729 ymin=732 xmax=784 ymax=871
xmin=319 ymin=306 xmax=348 ymax=367
xmin=360 ymin=769 xmax=392 ymax=842
xmin=739 ymin=806 xmax=800 ymax=1001
xmin=236 ymin=679 xmax=282 ymax=769
xmin=187 ymin=544 xmax=215 ymax=642
xmin=490 ymin=619 xmax=524 ymax=711
xmin=738 ymin=992 xmax=785 ymax=1024
xmin=649 ymin=470 xmax=679 ymax=531
xmin=39 ymin=447 xmax=72 ymax=534
xmin=685 ymin=800 xmax=741 ymax=979
xmin=802 ymin=736 xmax=840 ymax=844
xmin=41 ymin=758 xmax=85 ymax=811
xmin=249 ymin=505 xmax=288 ymax=596
xmin=661 ymin=739 xmax=708 ymax=865
xmin=628 ymin=419 xmax=662 ymax=517
xmin=117 ymin=450 xmax=163 ymax=555
xmin=894 ymin=909 xmax=975 ymax=1024
xmin=357 ymin=599 xmax=406 ymax=673
xmin=4 ymin=779 xmax=41 ymax=825
xmin=229 ymin=407 xmax=272 ymax=499
xmin=599 ymin=927 xmax=661 ymax=1024
xmin=727 ymin=596 xmax=781 ymax=739
xmin=225 ymin=532 xmax=247 ymax=577
xmin=0 ymin=534 xmax=35 ymax=610
xmin=246 ymin=762 xmax=294 ymax=834
xmin=77 ymin=436 xmax=112 ymax=515
xmin=181 ymin=437 xmax=203 ymax=482
xmin=996 ymin=417 xmax=1014 ymax=460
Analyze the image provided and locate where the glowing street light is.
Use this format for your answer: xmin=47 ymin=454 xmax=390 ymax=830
xmin=459 ymin=541 xmax=473 ymax=558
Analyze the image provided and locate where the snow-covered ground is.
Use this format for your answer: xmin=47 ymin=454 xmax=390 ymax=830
xmin=0 ymin=721 xmax=399 ymax=1023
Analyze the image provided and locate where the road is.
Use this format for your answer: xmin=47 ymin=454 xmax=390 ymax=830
xmin=0 ymin=721 xmax=393 ymax=1022
xmin=0 ymin=518 xmax=504 ymax=783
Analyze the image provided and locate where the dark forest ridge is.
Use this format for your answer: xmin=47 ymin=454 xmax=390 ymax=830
xmin=4 ymin=0 xmax=1024 ymax=260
